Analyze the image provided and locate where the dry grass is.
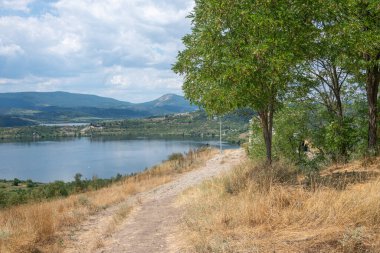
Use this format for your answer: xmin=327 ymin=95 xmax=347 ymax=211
xmin=0 ymin=147 xmax=216 ymax=253
xmin=321 ymin=156 xmax=380 ymax=177
xmin=179 ymin=158 xmax=380 ymax=253
xmin=105 ymin=204 xmax=134 ymax=235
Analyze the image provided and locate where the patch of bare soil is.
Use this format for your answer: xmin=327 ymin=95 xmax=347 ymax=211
xmin=63 ymin=148 xmax=245 ymax=253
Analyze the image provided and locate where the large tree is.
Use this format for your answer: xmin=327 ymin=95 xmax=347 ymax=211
xmin=173 ymin=0 xmax=315 ymax=164
xmin=318 ymin=0 xmax=380 ymax=153
xmin=351 ymin=0 xmax=380 ymax=153
xmin=295 ymin=54 xmax=355 ymax=161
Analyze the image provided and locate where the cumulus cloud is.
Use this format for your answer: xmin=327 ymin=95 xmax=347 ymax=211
xmin=106 ymin=66 xmax=182 ymax=89
xmin=0 ymin=41 xmax=24 ymax=56
xmin=48 ymin=34 xmax=82 ymax=55
xmin=0 ymin=0 xmax=34 ymax=12
xmin=0 ymin=0 xmax=193 ymax=101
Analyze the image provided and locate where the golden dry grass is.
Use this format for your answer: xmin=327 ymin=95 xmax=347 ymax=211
xmin=105 ymin=204 xmax=134 ymax=235
xmin=0 ymin=148 xmax=216 ymax=253
xmin=180 ymin=159 xmax=380 ymax=253
xmin=321 ymin=156 xmax=380 ymax=176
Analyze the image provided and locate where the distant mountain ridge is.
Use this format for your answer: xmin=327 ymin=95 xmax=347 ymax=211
xmin=139 ymin=94 xmax=198 ymax=114
xmin=0 ymin=92 xmax=198 ymax=126
xmin=0 ymin=91 xmax=132 ymax=111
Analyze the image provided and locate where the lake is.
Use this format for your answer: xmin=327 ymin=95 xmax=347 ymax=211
xmin=0 ymin=137 xmax=238 ymax=183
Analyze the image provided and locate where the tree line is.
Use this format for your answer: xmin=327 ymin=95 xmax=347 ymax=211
xmin=173 ymin=0 xmax=379 ymax=164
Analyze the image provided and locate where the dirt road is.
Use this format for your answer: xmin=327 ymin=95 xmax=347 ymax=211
xmin=64 ymin=148 xmax=244 ymax=253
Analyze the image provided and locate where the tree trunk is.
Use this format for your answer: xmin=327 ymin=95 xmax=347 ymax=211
xmin=259 ymin=104 xmax=274 ymax=165
xmin=331 ymin=64 xmax=347 ymax=159
xmin=366 ymin=58 xmax=380 ymax=153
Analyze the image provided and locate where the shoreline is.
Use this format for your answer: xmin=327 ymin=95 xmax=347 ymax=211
xmin=0 ymin=147 xmax=220 ymax=209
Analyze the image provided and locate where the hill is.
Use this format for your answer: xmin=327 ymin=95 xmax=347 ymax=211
xmin=139 ymin=94 xmax=198 ymax=114
xmin=0 ymin=91 xmax=131 ymax=109
xmin=0 ymin=92 xmax=198 ymax=126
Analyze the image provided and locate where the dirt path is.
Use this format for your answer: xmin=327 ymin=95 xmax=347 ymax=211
xmin=63 ymin=148 xmax=245 ymax=253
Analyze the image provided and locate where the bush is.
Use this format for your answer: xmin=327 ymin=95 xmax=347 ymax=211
xmin=43 ymin=181 xmax=69 ymax=198
xmin=0 ymin=190 xmax=7 ymax=207
xmin=26 ymin=179 xmax=35 ymax=188
xmin=12 ymin=178 xmax=21 ymax=186
xmin=168 ymin=153 xmax=184 ymax=161
xmin=224 ymin=160 xmax=298 ymax=195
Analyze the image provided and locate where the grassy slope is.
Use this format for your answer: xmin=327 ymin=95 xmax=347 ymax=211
xmin=179 ymin=155 xmax=380 ymax=253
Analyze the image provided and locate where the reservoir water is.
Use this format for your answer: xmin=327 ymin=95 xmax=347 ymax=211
xmin=0 ymin=138 xmax=238 ymax=183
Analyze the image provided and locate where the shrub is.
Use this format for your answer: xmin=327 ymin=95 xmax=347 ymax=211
xmin=224 ymin=160 xmax=298 ymax=195
xmin=12 ymin=178 xmax=21 ymax=186
xmin=168 ymin=153 xmax=184 ymax=161
xmin=26 ymin=179 xmax=35 ymax=188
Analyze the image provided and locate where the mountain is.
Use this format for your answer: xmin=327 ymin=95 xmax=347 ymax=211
xmin=0 ymin=92 xmax=198 ymax=126
xmin=138 ymin=94 xmax=198 ymax=114
xmin=0 ymin=116 xmax=36 ymax=127
xmin=0 ymin=91 xmax=131 ymax=109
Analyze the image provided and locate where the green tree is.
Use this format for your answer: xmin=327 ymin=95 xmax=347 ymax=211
xmin=74 ymin=173 xmax=83 ymax=191
xmin=294 ymin=58 xmax=359 ymax=161
xmin=173 ymin=0 xmax=314 ymax=163
xmin=274 ymin=0 xmax=379 ymax=158
xmin=348 ymin=0 xmax=380 ymax=153
xmin=12 ymin=178 xmax=21 ymax=186
xmin=316 ymin=0 xmax=380 ymax=153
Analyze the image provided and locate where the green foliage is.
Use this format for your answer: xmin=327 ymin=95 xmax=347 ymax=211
xmin=74 ymin=173 xmax=83 ymax=190
xmin=12 ymin=178 xmax=20 ymax=186
xmin=42 ymin=181 xmax=69 ymax=198
xmin=172 ymin=0 xmax=337 ymax=163
xmin=248 ymin=119 xmax=266 ymax=160
xmin=247 ymin=89 xmax=369 ymax=170
xmin=324 ymin=119 xmax=354 ymax=159
xmin=272 ymin=105 xmax=310 ymax=164
xmin=175 ymin=0 xmax=379 ymax=162
xmin=173 ymin=0 xmax=312 ymax=114
xmin=269 ymin=100 xmax=368 ymax=164
xmin=168 ymin=153 xmax=184 ymax=161
xmin=26 ymin=179 xmax=35 ymax=188
xmin=0 ymin=173 xmax=126 ymax=209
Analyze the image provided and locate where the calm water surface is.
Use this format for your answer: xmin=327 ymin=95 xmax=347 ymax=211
xmin=0 ymin=138 xmax=238 ymax=182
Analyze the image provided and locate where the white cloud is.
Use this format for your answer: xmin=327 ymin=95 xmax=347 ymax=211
xmin=0 ymin=42 xmax=24 ymax=56
xmin=0 ymin=0 xmax=193 ymax=101
xmin=0 ymin=0 xmax=34 ymax=12
xmin=109 ymin=75 xmax=130 ymax=88
xmin=48 ymin=34 xmax=82 ymax=55
xmin=105 ymin=66 xmax=182 ymax=90
xmin=0 ymin=78 xmax=19 ymax=85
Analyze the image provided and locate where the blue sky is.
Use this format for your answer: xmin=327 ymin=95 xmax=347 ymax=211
xmin=0 ymin=0 xmax=193 ymax=102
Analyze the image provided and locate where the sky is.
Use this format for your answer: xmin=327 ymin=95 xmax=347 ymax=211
xmin=0 ymin=0 xmax=193 ymax=102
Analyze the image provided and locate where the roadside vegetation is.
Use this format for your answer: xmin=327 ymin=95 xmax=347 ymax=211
xmin=0 ymin=147 xmax=216 ymax=253
xmin=180 ymin=157 xmax=380 ymax=252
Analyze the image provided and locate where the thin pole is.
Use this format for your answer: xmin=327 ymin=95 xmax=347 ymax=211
xmin=219 ymin=117 xmax=222 ymax=153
